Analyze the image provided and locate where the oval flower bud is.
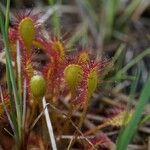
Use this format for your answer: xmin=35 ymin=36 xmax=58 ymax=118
xmin=30 ymin=75 xmax=46 ymax=98
xmin=87 ymin=69 xmax=98 ymax=97
xmin=18 ymin=17 xmax=35 ymax=49
xmin=64 ymin=64 xmax=83 ymax=91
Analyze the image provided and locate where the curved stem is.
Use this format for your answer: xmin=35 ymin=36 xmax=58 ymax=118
xmin=68 ymin=97 xmax=90 ymax=149
xmin=63 ymin=92 xmax=76 ymax=134
xmin=78 ymin=98 xmax=90 ymax=130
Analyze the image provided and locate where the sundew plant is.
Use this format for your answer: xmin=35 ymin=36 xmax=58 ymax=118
xmin=0 ymin=0 xmax=150 ymax=150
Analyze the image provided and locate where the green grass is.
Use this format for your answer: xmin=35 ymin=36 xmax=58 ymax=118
xmin=116 ymin=73 xmax=150 ymax=150
xmin=104 ymin=0 xmax=119 ymax=39
xmin=48 ymin=0 xmax=61 ymax=35
xmin=120 ymin=0 xmax=141 ymax=24
xmin=0 ymin=0 xmax=22 ymax=145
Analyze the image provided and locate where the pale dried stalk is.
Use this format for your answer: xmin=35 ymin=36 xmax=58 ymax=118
xmin=42 ymin=96 xmax=57 ymax=150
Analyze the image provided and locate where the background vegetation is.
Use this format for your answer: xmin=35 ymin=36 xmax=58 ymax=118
xmin=0 ymin=0 xmax=150 ymax=150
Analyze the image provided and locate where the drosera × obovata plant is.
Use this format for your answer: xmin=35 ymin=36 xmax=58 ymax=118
xmin=0 ymin=7 xmax=113 ymax=148
xmin=0 ymin=4 xmax=136 ymax=149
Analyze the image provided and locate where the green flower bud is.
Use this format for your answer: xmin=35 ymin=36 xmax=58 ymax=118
xmin=30 ymin=75 xmax=46 ymax=98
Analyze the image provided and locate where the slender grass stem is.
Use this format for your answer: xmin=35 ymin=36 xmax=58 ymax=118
xmin=120 ymin=0 xmax=141 ymax=24
xmin=1 ymin=1 xmax=18 ymax=131
xmin=116 ymin=75 xmax=150 ymax=150
xmin=104 ymin=0 xmax=119 ymax=39
xmin=116 ymin=48 xmax=150 ymax=77
xmin=5 ymin=0 xmax=10 ymax=32
xmin=48 ymin=0 xmax=61 ymax=35
xmin=0 ymin=0 xmax=22 ymax=144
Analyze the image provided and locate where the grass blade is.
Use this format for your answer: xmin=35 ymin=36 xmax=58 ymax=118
xmin=116 ymin=74 xmax=150 ymax=150
xmin=104 ymin=0 xmax=119 ymax=39
xmin=0 ymin=2 xmax=22 ymax=141
xmin=48 ymin=0 xmax=61 ymax=35
xmin=116 ymin=47 xmax=150 ymax=78
xmin=120 ymin=0 xmax=141 ymax=23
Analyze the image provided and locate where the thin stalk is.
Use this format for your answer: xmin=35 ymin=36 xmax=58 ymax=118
xmin=22 ymin=79 xmax=26 ymax=127
xmin=21 ymin=79 xmax=27 ymax=150
xmin=68 ymin=97 xmax=90 ymax=149
xmin=42 ymin=97 xmax=57 ymax=150
xmin=16 ymin=40 xmax=22 ymax=116
xmin=39 ymin=98 xmax=48 ymax=141
xmin=27 ymin=98 xmax=38 ymax=128
xmin=84 ymin=124 xmax=107 ymax=136
xmin=78 ymin=98 xmax=90 ymax=130
xmin=63 ymin=92 xmax=76 ymax=134
xmin=63 ymin=103 xmax=74 ymax=134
